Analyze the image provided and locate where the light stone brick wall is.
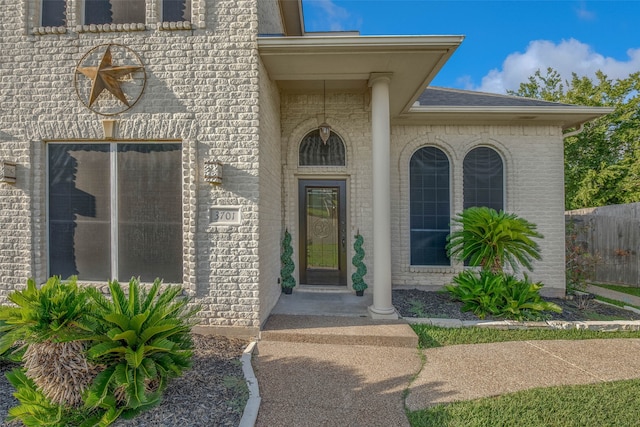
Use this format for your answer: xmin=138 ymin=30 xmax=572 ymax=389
xmin=0 ymin=0 xmax=268 ymax=328
xmin=281 ymin=91 xmax=374 ymax=290
xmin=256 ymin=57 xmax=282 ymax=326
xmin=282 ymin=92 xmax=566 ymax=297
xmin=391 ymin=125 xmax=566 ymax=297
xmin=257 ymin=0 xmax=284 ymax=35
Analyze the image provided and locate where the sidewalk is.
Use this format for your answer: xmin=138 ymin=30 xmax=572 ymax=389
xmin=586 ymin=284 xmax=640 ymax=308
xmin=254 ymin=339 xmax=420 ymax=426
xmin=250 ymin=291 xmax=640 ymax=426
xmin=406 ymin=338 xmax=640 ymax=411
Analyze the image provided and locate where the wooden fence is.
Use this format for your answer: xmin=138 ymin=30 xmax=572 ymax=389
xmin=566 ymin=203 xmax=640 ymax=288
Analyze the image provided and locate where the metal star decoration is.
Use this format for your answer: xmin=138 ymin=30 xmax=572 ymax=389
xmin=76 ymin=44 xmax=143 ymax=107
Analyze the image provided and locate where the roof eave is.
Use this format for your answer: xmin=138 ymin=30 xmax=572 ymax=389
xmin=258 ymin=35 xmax=464 ymax=116
xmin=403 ymin=106 xmax=615 ymax=130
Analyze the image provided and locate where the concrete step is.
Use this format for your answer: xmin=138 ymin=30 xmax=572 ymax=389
xmin=260 ymin=314 xmax=419 ymax=348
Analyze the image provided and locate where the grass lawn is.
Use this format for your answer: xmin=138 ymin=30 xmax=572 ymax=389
xmin=593 ymin=295 xmax=640 ymax=311
xmin=592 ymin=283 xmax=640 ymax=298
xmin=407 ymin=326 xmax=640 ymax=427
xmin=408 ymin=379 xmax=640 ymax=427
xmin=411 ymin=324 xmax=640 ymax=348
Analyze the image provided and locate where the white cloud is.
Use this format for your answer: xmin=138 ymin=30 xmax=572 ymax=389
xmin=304 ymin=0 xmax=354 ymax=32
xmin=476 ymin=39 xmax=640 ymax=94
xmin=575 ymin=2 xmax=596 ymax=21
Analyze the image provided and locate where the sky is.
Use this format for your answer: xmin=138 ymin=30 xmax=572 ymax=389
xmin=301 ymin=0 xmax=640 ymax=94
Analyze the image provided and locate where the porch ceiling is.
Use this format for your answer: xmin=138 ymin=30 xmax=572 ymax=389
xmin=257 ymin=35 xmax=464 ymax=117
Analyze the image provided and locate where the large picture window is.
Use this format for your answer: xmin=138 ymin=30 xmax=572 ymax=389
xmin=84 ymin=0 xmax=145 ymax=25
xmin=410 ymin=147 xmax=450 ymax=266
xmin=48 ymin=143 xmax=182 ymax=283
xmin=463 ymin=147 xmax=504 ymax=211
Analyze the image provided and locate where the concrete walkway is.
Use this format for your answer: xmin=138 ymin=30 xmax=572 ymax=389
xmin=406 ymin=338 xmax=640 ymax=411
xmin=251 ymin=290 xmax=640 ymax=426
xmin=254 ymin=339 xmax=420 ymax=426
xmin=586 ymin=284 xmax=640 ymax=307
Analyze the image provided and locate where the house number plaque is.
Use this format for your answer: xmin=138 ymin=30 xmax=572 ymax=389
xmin=210 ymin=206 xmax=241 ymax=225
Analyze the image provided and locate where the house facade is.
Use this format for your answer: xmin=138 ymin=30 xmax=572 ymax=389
xmin=0 ymin=0 xmax=609 ymax=335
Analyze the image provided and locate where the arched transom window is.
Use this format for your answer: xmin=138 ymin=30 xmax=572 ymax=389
xmin=299 ymin=129 xmax=346 ymax=166
xmin=409 ymin=147 xmax=450 ymax=266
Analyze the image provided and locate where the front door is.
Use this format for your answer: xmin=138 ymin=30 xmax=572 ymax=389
xmin=299 ymin=180 xmax=347 ymax=285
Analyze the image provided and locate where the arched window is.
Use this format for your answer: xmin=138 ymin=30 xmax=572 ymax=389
xmin=463 ymin=147 xmax=504 ymax=211
xmin=299 ymin=129 xmax=346 ymax=166
xmin=410 ymin=147 xmax=450 ymax=266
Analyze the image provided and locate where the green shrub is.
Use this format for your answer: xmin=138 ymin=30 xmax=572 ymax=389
xmin=500 ymin=274 xmax=562 ymax=320
xmin=0 ymin=276 xmax=200 ymax=427
xmin=280 ymin=229 xmax=296 ymax=291
xmin=351 ymin=233 xmax=368 ymax=293
xmin=445 ymin=270 xmax=505 ymax=318
xmin=83 ymin=278 xmax=200 ymax=423
xmin=446 ymin=270 xmax=561 ymax=321
xmin=445 ymin=207 xmax=559 ymax=321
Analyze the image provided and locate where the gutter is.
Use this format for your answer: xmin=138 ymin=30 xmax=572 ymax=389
xmin=258 ymin=34 xmax=465 ymax=52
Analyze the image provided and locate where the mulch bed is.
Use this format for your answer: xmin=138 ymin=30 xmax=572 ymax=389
xmin=0 ymin=334 xmax=248 ymax=427
xmin=393 ymin=289 xmax=640 ymax=322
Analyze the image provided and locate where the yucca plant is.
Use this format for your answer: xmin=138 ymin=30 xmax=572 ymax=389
xmin=83 ymin=278 xmax=200 ymax=423
xmin=446 ymin=207 xmax=543 ymax=274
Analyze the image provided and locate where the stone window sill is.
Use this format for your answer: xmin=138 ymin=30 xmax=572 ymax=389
xmin=76 ymin=23 xmax=146 ymax=33
xmin=32 ymin=26 xmax=67 ymax=35
xmin=409 ymin=266 xmax=456 ymax=274
xmin=158 ymin=21 xmax=192 ymax=31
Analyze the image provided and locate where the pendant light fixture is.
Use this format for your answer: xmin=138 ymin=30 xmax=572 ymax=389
xmin=318 ymin=80 xmax=331 ymax=144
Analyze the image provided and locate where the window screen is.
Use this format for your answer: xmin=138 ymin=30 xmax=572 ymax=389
xmin=84 ymin=0 xmax=145 ymax=25
xmin=42 ymin=0 xmax=66 ymax=26
xmin=49 ymin=143 xmax=182 ymax=283
xmin=410 ymin=147 xmax=450 ymax=266
xmin=463 ymin=147 xmax=504 ymax=211
xmin=299 ymin=130 xmax=346 ymax=166
xmin=163 ymin=0 xmax=191 ymax=22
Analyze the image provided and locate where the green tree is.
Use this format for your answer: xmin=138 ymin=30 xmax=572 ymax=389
xmin=509 ymin=68 xmax=640 ymax=209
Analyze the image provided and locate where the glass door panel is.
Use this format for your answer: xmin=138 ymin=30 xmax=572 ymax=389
xmin=299 ymin=180 xmax=347 ymax=285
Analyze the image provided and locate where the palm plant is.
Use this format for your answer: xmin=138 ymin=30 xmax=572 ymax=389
xmin=446 ymin=206 xmax=543 ymax=274
xmin=0 ymin=277 xmax=100 ymax=411
xmin=83 ymin=278 xmax=200 ymax=424
xmin=445 ymin=207 xmax=560 ymax=320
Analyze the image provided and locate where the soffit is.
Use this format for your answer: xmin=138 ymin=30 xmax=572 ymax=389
xmin=258 ymin=35 xmax=464 ymax=117
xmin=398 ymin=106 xmax=615 ymax=130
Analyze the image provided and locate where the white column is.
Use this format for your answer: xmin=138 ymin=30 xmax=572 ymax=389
xmin=368 ymin=73 xmax=397 ymax=319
